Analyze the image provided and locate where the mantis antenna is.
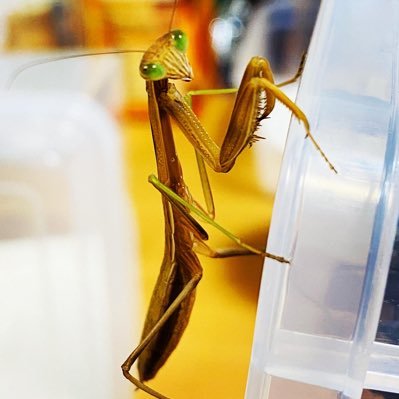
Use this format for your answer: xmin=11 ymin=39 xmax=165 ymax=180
xmin=168 ymin=0 xmax=178 ymax=32
xmin=6 ymin=49 xmax=148 ymax=90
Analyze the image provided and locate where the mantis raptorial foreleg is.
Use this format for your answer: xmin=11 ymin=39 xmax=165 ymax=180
xmin=161 ymin=56 xmax=337 ymax=174
xmin=185 ymin=53 xmax=308 ymax=223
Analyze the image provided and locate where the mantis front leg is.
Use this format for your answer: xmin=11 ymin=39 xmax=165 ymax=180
xmin=158 ymin=56 xmax=337 ymax=174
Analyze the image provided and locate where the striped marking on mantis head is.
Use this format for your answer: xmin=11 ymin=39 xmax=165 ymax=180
xmin=139 ymin=30 xmax=193 ymax=82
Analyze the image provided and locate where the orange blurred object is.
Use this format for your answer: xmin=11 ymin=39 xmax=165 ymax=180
xmin=4 ymin=2 xmax=84 ymax=50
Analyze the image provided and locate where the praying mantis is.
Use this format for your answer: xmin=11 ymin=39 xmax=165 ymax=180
xmin=118 ymin=3 xmax=336 ymax=399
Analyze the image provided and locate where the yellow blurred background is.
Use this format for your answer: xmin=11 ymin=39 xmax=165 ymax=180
xmin=1 ymin=1 xmax=280 ymax=398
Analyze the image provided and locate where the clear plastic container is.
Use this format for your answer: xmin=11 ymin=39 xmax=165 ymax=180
xmin=246 ymin=1 xmax=399 ymax=398
xmin=0 ymin=91 xmax=139 ymax=399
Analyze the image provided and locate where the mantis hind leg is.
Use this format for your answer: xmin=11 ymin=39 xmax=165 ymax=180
xmin=122 ymin=274 xmax=201 ymax=399
xmin=192 ymin=239 xmax=258 ymax=258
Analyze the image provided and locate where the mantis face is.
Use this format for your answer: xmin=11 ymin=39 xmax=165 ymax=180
xmin=140 ymin=30 xmax=193 ymax=82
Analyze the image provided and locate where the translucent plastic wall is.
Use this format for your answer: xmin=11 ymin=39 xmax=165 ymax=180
xmin=246 ymin=1 xmax=399 ymax=398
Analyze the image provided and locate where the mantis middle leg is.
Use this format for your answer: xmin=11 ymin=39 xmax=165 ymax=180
xmin=148 ymin=174 xmax=290 ymax=263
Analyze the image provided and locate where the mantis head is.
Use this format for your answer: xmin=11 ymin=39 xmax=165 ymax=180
xmin=139 ymin=30 xmax=193 ymax=82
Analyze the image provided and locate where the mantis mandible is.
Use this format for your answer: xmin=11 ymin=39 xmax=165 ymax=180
xmin=119 ymin=3 xmax=336 ymax=399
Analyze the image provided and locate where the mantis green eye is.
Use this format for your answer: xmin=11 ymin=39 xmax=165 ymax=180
xmin=171 ymin=30 xmax=188 ymax=52
xmin=140 ymin=63 xmax=166 ymax=80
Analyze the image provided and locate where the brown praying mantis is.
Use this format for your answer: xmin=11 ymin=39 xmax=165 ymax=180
xmin=118 ymin=4 xmax=336 ymax=399
xmin=8 ymin=2 xmax=336 ymax=398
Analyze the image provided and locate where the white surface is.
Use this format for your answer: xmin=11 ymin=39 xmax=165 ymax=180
xmin=1 ymin=235 xmax=111 ymax=398
xmin=0 ymin=92 xmax=139 ymax=399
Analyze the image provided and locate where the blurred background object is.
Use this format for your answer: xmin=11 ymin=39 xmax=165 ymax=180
xmin=0 ymin=0 xmax=321 ymax=111
xmin=209 ymin=0 xmax=321 ymax=86
xmin=1 ymin=0 xmax=219 ymax=114
xmin=1 ymin=1 xmax=84 ymax=49
xmin=362 ymin=390 xmax=399 ymax=399
xmin=0 ymin=91 xmax=139 ymax=399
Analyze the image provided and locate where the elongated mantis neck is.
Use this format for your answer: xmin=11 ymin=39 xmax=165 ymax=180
xmin=146 ymin=78 xmax=186 ymax=194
